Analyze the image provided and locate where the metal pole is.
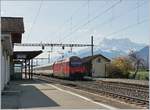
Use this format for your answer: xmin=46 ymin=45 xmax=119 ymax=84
xmin=31 ymin=59 xmax=33 ymax=79
xmin=21 ymin=61 xmax=23 ymax=79
xmin=25 ymin=59 xmax=27 ymax=79
xmin=48 ymin=51 xmax=50 ymax=63
xmin=91 ymin=36 xmax=93 ymax=57
xmin=29 ymin=60 xmax=30 ymax=79
xmin=91 ymin=36 xmax=94 ymax=77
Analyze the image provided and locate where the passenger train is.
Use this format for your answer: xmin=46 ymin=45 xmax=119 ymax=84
xmin=34 ymin=56 xmax=86 ymax=79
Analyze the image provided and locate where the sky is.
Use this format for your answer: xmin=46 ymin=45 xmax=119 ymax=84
xmin=1 ymin=0 xmax=150 ymax=59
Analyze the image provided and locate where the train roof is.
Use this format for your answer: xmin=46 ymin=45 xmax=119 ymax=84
xmin=54 ymin=56 xmax=81 ymax=63
xmin=34 ymin=62 xmax=53 ymax=69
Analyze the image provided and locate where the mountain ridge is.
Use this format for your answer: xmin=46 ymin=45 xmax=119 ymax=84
xmin=77 ymin=38 xmax=146 ymax=59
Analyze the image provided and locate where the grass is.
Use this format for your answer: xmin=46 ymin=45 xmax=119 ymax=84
xmin=129 ymin=70 xmax=149 ymax=80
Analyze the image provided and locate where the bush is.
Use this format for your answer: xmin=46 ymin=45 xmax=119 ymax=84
xmin=128 ymin=71 xmax=149 ymax=80
xmin=128 ymin=72 xmax=134 ymax=79
xmin=107 ymin=57 xmax=132 ymax=78
xmin=107 ymin=64 xmax=121 ymax=78
xmin=135 ymin=71 xmax=149 ymax=80
xmin=106 ymin=56 xmax=149 ymax=80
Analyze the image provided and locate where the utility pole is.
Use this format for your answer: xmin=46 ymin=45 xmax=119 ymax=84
xmin=91 ymin=36 xmax=94 ymax=57
xmin=91 ymin=36 xmax=94 ymax=77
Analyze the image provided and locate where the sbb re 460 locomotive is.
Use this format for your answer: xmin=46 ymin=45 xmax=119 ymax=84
xmin=53 ymin=56 xmax=86 ymax=79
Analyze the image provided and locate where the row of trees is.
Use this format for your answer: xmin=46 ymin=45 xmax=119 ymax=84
xmin=107 ymin=51 xmax=146 ymax=79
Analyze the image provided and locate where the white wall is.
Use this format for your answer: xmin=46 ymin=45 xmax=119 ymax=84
xmin=1 ymin=34 xmax=12 ymax=91
xmin=92 ymin=57 xmax=109 ymax=77
xmin=1 ymin=49 xmax=10 ymax=90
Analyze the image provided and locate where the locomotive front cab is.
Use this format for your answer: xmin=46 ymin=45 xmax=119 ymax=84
xmin=69 ymin=56 xmax=85 ymax=79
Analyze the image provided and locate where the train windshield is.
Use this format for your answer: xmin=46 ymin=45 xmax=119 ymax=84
xmin=70 ymin=62 xmax=82 ymax=67
xmin=70 ymin=57 xmax=82 ymax=67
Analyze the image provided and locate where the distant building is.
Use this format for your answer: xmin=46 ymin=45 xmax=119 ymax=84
xmin=82 ymin=54 xmax=110 ymax=77
xmin=1 ymin=17 xmax=24 ymax=91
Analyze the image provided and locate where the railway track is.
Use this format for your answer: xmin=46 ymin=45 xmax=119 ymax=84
xmin=34 ymin=75 xmax=149 ymax=108
xmin=95 ymin=80 xmax=149 ymax=91
xmin=76 ymin=81 xmax=149 ymax=106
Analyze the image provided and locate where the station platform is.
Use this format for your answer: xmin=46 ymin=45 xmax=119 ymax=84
xmin=2 ymin=79 xmax=114 ymax=109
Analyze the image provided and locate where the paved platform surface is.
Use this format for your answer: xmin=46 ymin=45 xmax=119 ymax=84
xmin=2 ymin=79 xmax=116 ymax=109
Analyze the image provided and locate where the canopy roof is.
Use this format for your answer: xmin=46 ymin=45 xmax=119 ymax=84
xmin=13 ymin=50 xmax=43 ymax=60
xmin=1 ymin=17 xmax=24 ymax=33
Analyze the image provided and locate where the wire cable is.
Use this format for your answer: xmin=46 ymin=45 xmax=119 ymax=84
xmin=56 ymin=1 xmax=89 ymax=43
xmin=28 ymin=0 xmax=43 ymax=39
xmin=60 ymin=0 xmax=122 ymax=42
xmin=64 ymin=0 xmax=148 ymax=42
xmin=101 ymin=18 xmax=150 ymax=38
xmin=89 ymin=0 xmax=147 ymax=34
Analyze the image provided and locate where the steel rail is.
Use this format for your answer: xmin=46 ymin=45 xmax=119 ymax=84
xmin=34 ymin=75 xmax=149 ymax=108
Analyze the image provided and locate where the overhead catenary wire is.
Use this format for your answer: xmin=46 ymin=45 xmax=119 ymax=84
xmin=56 ymin=1 xmax=89 ymax=43
xmin=100 ymin=18 xmax=150 ymax=38
xmin=88 ymin=0 xmax=148 ymax=34
xmin=60 ymin=0 xmax=122 ymax=42
xmin=92 ymin=1 xmax=150 ymax=39
xmin=63 ymin=0 xmax=148 ymax=42
xmin=137 ymin=0 xmax=140 ymax=24
xmin=28 ymin=0 xmax=43 ymax=39
xmin=62 ymin=0 xmax=108 ymax=39
xmin=66 ymin=0 xmax=109 ymax=33
xmin=18 ymin=0 xmax=148 ymax=53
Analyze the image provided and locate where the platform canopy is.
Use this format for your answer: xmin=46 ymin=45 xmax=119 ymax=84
xmin=1 ymin=17 xmax=25 ymax=43
xmin=13 ymin=50 xmax=43 ymax=60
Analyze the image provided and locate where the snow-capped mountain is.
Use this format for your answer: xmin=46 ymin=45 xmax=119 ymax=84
xmin=77 ymin=46 xmax=126 ymax=59
xmin=99 ymin=38 xmax=146 ymax=53
xmin=77 ymin=38 xmax=146 ymax=59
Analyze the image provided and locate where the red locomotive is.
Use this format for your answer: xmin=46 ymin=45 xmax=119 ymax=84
xmin=53 ymin=56 xmax=86 ymax=79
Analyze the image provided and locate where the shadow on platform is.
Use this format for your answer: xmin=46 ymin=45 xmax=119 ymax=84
xmin=2 ymin=80 xmax=59 ymax=109
xmin=9 ymin=78 xmax=48 ymax=85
